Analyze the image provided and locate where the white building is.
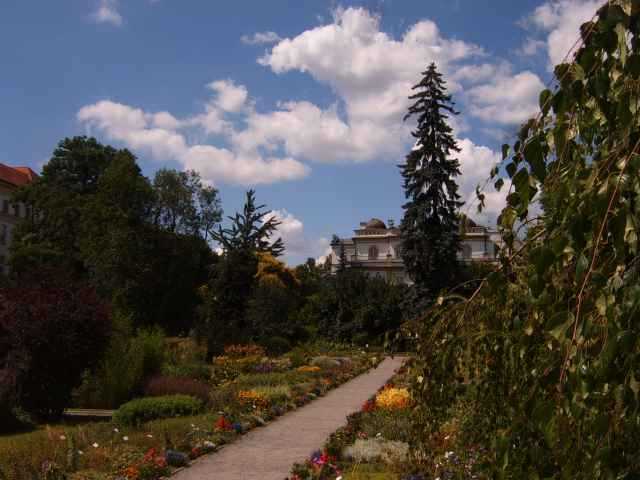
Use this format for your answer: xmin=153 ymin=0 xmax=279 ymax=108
xmin=327 ymin=217 xmax=502 ymax=284
xmin=0 ymin=163 xmax=37 ymax=274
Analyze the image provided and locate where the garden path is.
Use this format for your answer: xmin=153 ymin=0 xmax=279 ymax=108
xmin=172 ymin=355 xmax=405 ymax=480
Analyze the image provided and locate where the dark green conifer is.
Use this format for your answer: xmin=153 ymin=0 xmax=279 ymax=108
xmin=399 ymin=62 xmax=463 ymax=295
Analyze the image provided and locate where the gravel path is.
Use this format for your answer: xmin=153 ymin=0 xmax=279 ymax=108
xmin=172 ymin=356 xmax=405 ymax=480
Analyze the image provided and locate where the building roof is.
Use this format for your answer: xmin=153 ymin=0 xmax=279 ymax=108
xmin=0 ymin=164 xmax=38 ymax=187
xmin=364 ymin=218 xmax=386 ymax=229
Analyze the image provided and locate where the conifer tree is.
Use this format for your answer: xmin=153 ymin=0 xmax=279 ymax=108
xmin=399 ymin=62 xmax=462 ymax=296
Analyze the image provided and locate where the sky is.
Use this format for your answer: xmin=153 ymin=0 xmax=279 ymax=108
xmin=0 ymin=0 xmax=602 ymax=264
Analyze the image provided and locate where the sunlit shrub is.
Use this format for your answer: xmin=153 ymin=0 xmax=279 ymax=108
xmin=375 ymin=387 xmax=411 ymax=410
xmin=114 ymin=395 xmax=203 ymax=426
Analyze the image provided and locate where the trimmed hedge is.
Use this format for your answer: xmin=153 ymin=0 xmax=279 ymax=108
xmin=113 ymin=394 xmax=203 ymax=426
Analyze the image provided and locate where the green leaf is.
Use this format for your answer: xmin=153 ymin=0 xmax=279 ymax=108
xmin=616 ymin=23 xmax=627 ymax=66
xmin=576 ymin=253 xmax=589 ymax=283
xmin=506 ymin=162 xmax=517 ymax=178
xmin=524 ymin=138 xmax=547 ymax=182
xmin=539 ymin=89 xmax=552 ymax=116
xmin=549 ymin=314 xmax=573 ymax=341
xmin=502 ymin=143 xmax=510 ymax=160
xmin=630 ymin=372 xmax=640 ymax=401
xmin=495 ymin=178 xmax=504 ymax=191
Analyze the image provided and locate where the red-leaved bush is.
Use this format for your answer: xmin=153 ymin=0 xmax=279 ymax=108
xmin=0 ymin=282 xmax=111 ymax=420
xmin=144 ymin=375 xmax=211 ymax=405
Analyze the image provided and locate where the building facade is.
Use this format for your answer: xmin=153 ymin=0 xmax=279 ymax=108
xmin=0 ymin=163 xmax=37 ymax=274
xmin=327 ymin=217 xmax=501 ymax=284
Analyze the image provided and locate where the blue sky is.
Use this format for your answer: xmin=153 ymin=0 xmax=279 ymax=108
xmin=0 ymin=0 xmax=601 ymax=264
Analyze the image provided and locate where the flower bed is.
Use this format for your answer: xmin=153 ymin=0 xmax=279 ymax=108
xmin=0 ymin=345 xmax=381 ymax=480
xmin=287 ymin=360 xmax=418 ymax=480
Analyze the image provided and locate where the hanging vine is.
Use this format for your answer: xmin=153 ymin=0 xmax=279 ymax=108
xmin=410 ymin=1 xmax=640 ymax=477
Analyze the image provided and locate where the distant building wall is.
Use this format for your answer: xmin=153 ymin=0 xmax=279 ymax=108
xmin=0 ymin=164 xmax=37 ymax=274
xmin=328 ymin=217 xmax=501 ymax=284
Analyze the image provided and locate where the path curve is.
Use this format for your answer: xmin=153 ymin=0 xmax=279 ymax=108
xmin=173 ymin=356 xmax=405 ymax=480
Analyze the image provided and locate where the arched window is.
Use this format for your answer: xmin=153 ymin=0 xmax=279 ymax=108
xmin=462 ymin=244 xmax=472 ymax=259
xmin=368 ymin=245 xmax=379 ymax=260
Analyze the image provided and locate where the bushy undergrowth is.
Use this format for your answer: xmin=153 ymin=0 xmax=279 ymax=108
xmin=74 ymin=317 xmax=165 ymax=409
xmin=0 ymin=280 xmax=111 ymax=423
xmin=144 ymin=376 xmax=211 ymax=405
xmin=113 ymin=395 xmax=203 ymax=426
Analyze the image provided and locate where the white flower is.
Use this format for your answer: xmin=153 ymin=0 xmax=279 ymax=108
xmin=59 ymin=435 xmax=66 ymax=440
xmin=376 ymin=432 xmax=382 ymax=438
xmin=191 ymin=423 xmax=195 ymax=428
xmin=92 ymin=442 xmax=99 ymax=448
xmin=123 ymin=436 xmax=129 ymax=441
xmin=78 ymin=450 xmax=84 ymax=455
xmin=113 ymin=428 xmax=119 ymax=433
xmin=146 ymin=434 xmax=153 ymax=438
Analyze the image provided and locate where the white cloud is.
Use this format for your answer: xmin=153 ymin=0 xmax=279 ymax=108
xmin=516 ymin=37 xmax=546 ymax=57
xmin=241 ymin=31 xmax=282 ymax=45
xmin=207 ymin=80 xmax=249 ymax=113
xmin=91 ymin=0 xmax=122 ymax=26
xmin=263 ymin=210 xmax=330 ymax=263
xmin=260 ymin=8 xmax=483 ymax=128
xmin=77 ymin=100 xmax=309 ymax=185
xmin=265 ymin=209 xmax=305 ymax=254
xmin=77 ymin=6 xmax=531 ymax=226
xmin=522 ymin=0 xmax=601 ymax=68
xmin=467 ymin=71 xmax=544 ymax=125
xmin=456 ymin=138 xmax=505 ymax=224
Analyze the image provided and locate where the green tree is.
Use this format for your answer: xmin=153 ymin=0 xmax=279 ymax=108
xmin=212 ymin=189 xmax=284 ymax=257
xmin=11 ymin=137 xmax=215 ymax=333
xmin=200 ymin=190 xmax=284 ymax=353
xmin=399 ymin=63 xmax=462 ymax=297
xmin=152 ymin=168 xmax=222 ymax=240
xmin=11 ymin=137 xmax=121 ymax=274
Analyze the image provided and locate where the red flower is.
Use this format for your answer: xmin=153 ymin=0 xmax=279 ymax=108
xmin=143 ymin=447 xmax=157 ymax=463
xmin=215 ymin=415 xmax=233 ymax=431
xmin=361 ymin=399 xmax=376 ymax=412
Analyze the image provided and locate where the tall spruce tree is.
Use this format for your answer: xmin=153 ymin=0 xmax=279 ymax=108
xmin=399 ymin=62 xmax=462 ymax=296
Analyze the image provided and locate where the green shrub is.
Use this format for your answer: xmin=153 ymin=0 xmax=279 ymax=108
xmin=161 ymin=362 xmax=211 ymax=381
xmin=235 ymin=371 xmax=307 ymax=389
xmin=113 ymin=395 xmax=203 ymax=426
xmin=74 ymin=316 xmax=166 ymax=408
xmin=261 ymin=336 xmax=291 ymax=356
xmin=288 ymin=346 xmax=309 ymax=368
xmin=252 ymin=385 xmax=291 ymax=403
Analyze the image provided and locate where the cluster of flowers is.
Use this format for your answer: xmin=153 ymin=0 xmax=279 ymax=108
xmin=375 ymin=386 xmax=411 ymax=410
xmin=297 ymin=365 xmax=321 ymax=373
xmin=188 ymin=440 xmax=216 ymax=460
xmin=238 ymin=389 xmax=269 ymax=408
xmin=223 ymin=344 xmax=265 ymax=358
xmin=214 ymin=415 xmax=243 ymax=434
xmin=289 ymin=450 xmax=342 ymax=480
xmin=361 ymin=398 xmax=376 ymax=413
xmin=121 ymin=448 xmax=169 ymax=480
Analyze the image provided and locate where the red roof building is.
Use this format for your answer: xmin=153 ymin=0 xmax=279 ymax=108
xmin=0 ymin=163 xmax=38 ymax=187
xmin=0 ymin=163 xmax=38 ymax=274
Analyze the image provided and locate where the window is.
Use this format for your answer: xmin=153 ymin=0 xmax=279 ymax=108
xmin=368 ymin=245 xmax=379 ymax=260
xmin=1 ymin=200 xmax=8 ymax=214
xmin=462 ymin=244 xmax=472 ymax=259
xmin=0 ymin=224 xmax=7 ymax=246
xmin=13 ymin=203 xmax=21 ymax=217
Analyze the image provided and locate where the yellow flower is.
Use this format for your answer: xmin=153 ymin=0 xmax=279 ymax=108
xmin=375 ymin=387 xmax=411 ymax=410
xmin=238 ymin=390 xmax=268 ymax=408
xmin=297 ymin=365 xmax=321 ymax=372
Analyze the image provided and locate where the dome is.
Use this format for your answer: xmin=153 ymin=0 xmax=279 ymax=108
xmin=365 ymin=218 xmax=386 ymax=229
